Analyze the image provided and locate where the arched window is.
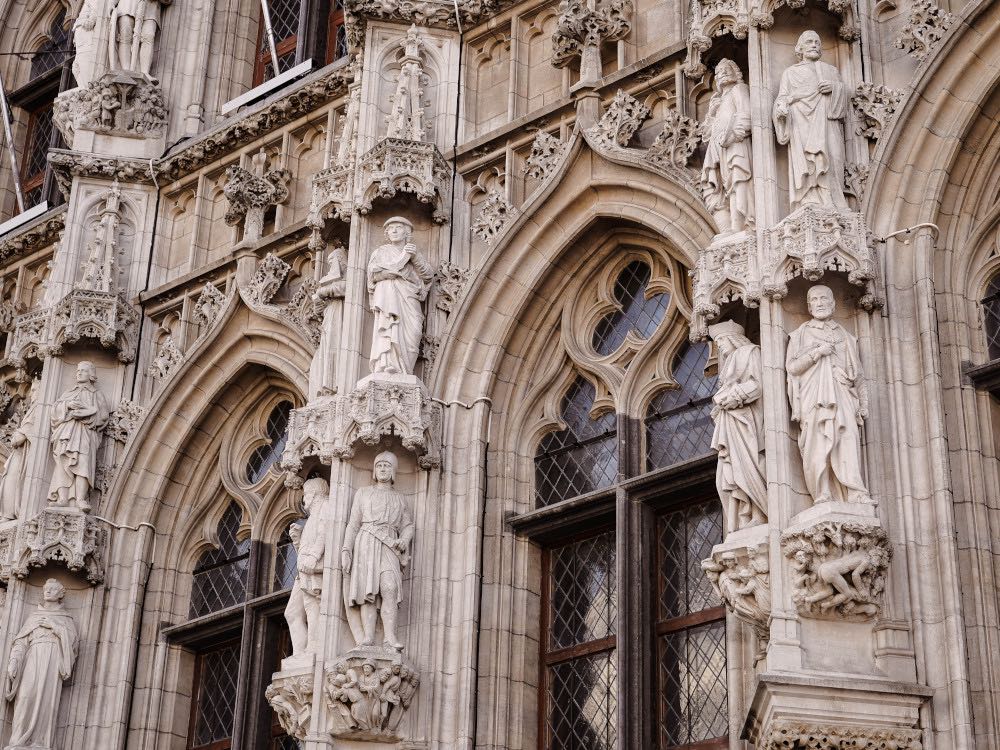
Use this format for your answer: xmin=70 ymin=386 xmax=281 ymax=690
xmin=246 ymin=400 xmax=292 ymax=484
xmin=982 ymin=273 xmax=1000 ymax=360
xmin=189 ymin=501 xmax=250 ymax=618
xmin=592 ymin=260 xmax=670 ymax=355
xmin=646 ymin=343 xmax=718 ymax=470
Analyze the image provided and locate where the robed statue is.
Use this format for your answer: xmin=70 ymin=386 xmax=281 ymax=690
xmin=5 ymin=579 xmax=79 ymax=750
xmin=0 ymin=381 xmax=41 ymax=522
xmin=786 ymin=285 xmax=871 ymax=504
xmin=341 ymin=451 xmax=415 ymax=651
xmin=47 ymin=361 xmax=112 ymax=513
xmin=772 ymin=31 xmax=848 ymax=211
xmin=708 ymin=321 xmax=767 ymax=532
xmin=285 ymin=477 xmax=331 ymax=656
xmin=109 ymin=0 xmax=172 ymax=76
xmin=367 ymin=218 xmax=434 ymax=376
xmin=701 ymin=59 xmax=754 ymax=234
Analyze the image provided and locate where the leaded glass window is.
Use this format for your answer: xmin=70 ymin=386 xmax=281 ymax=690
xmin=982 ymin=274 xmax=1000 ymax=360
xmin=535 ymin=376 xmax=618 ymax=507
xmin=21 ymin=103 xmax=54 ymax=209
xmin=30 ymin=12 xmax=69 ymax=81
xmin=273 ymin=525 xmax=298 ymax=591
xmin=246 ymin=401 xmax=292 ymax=484
xmin=189 ymin=501 xmax=250 ymax=618
xmin=646 ymin=343 xmax=718 ymax=471
xmin=252 ymin=0 xmax=351 ymax=86
xmin=190 ymin=640 xmax=241 ymax=749
xmin=592 ymin=261 xmax=670 ymax=356
xmin=543 ymin=532 xmax=618 ymax=750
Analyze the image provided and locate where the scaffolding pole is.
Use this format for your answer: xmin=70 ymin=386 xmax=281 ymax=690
xmin=259 ymin=0 xmax=281 ymax=77
xmin=0 ymin=68 xmax=25 ymax=214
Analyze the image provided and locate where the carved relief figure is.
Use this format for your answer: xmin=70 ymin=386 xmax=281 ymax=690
xmin=786 ymin=285 xmax=871 ymax=504
xmin=71 ymin=4 xmax=99 ymax=89
xmin=5 ymin=579 xmax=79 ymax=750
xmin=708 ymin=321 xmax=767 ymax=532
xmin=367 ymin=218 xmax=434 ymax=376
xmin=109 ymin=0 xmax=172 ymax=76
xmin=772 ymin=31 xmax=849 ymax=211
xmin=341 ymin=451 xmax=415 ymax=650
xmin=285 ymin=477 xmax=332 ymax=656
xmin=701 ymin=59 xmax=754 ymax=234
xmin=0 ymin=381 xmax=41 ymax=522
xmin=47 ymin=361 xmax=112 ymax=513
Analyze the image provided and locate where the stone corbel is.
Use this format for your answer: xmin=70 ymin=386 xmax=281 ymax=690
xmin=266 ymin=668 xmax=314 ymax=741
xmin=551 ymin=0 xmax=633 ymax=84
xmin=53 ymin=71 xmax=168 ymax=145
xmin=324 ymin=649 xmax=420 ymax=741
xmin=703 ymin=534 xmax=771 ymax=662
xmin=0 ymin=508 xmax=107 ymax=585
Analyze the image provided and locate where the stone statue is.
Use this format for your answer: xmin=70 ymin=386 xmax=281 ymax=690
xmin=71 ymin=4 xmax=99 ymax=89
xmin=786 ymin=285 xmax=871 ymax=504
xmin=708 ymin=321 xmax=766 ymax=532
xmin=0 ymin=381 xmax=41 ymax=522
xmin=109 ymin=0 xmax=172 ymax=76
xmin=47 ymin=361 xmax=112 ymax=513
xmin=385 ymin=26 xmax=427 ymax=141
xmin=284 ymin=477 xmax=332 ymax=656
xmin=367 ymin=218 xmax=434 ymax=376
xmin=341 ymin=451 xmax=415 ymax=650
xmin=701 ymin=59 xmax=754 ymax=234
xmin=5 ymin=579 xmax=79 ymax=750
xmin=772 ymin=31 xmax=848 ymax=211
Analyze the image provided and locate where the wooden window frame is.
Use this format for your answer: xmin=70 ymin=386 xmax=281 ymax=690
xmin=9 ymin=62 xmax=70 ymax=212
xmin=251 ymin=0 xmax=347 ymax=87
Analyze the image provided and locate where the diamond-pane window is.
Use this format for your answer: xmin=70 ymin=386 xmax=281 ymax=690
xmin=548 ymin=650 xmax=618 ymax=750
xmin=273 ymin=525 xmax=298 ymax=591
xmin=982 ymin=275 xmax=1000 ymax=360
xmin=30 ymin=12 xmax=68 ymax=81
xmin=646 ymin=343 xmax=718 ymax=471
xmin=657 ymin=500 xmax=723 ymax=620
xmin=21 ymin=103 xmax=54 ymax=209
xmin=246 ymin=401 xmax=292 ymax=484
xmin=189 ymin=502 xmax=250 ymax=618
xmin=535 ymin=376 xmax=618 ymax=507
xmin=191 ymin=640 xmax=241 ymax=749
xmin=549 ymin=533 xmax=617 ymax=650
xmin=592 ymin=261 xmax=670 ymax=356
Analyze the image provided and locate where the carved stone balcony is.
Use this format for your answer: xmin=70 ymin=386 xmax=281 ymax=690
xmin=357 ymin=138 xmax=450 ymax=224
xmin=690 ymin=230 xmax=760 ymax=340
xmin=0 ymin=507 xmax=107 ymax=585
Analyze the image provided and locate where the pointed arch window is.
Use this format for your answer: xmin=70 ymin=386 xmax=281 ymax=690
xmin=246 ymin=401 xmax=292 ymax=484
xmin=190 ymin=501 xmax=251 ymax=618
xmin=982 ymin=273 xmax=1000 ymax=360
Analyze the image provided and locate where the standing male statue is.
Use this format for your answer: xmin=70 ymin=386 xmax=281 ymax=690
xmin=341 ymin=451 xmax=415 ymax=651
xmin=109 ymin=0 xmax=172 ymax=76
xmin=708 ymin=321 xmax=767 ymax=532
xmin=5 ymin=579 xmax=79 ymax=750
xmin=772 ymin=30 xmax=848 ymax=211
xmin=47 ymin=361 xmax=111 ymax=513
xmin=786 ymin=285 xmax=871 ymax=504
xmin=0 ymin=381 xmax=41 ymax=522
xmin=367 ymin=218 xmax=434 ymax=377
xmin=701 ymin=59 xmax=754 ymax=234
xmin=284 ymin=477 xmax=332 ymax=656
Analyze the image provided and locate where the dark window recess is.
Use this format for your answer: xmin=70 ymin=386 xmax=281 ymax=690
xmin=21 ymin=103 xmax=54 ymax=209
xmin=543 ymin=532 xmax=618 ymax=750
xmin=982 ymin=275 xmax=1000 ymax=360
xmin=534 ymin=377 xmax=618 ymax=507
xmin=252 ymin=0 xmax=350 ymax=87
xmin=190 ymin=640 xmax=241 ymax=750
xmin=30 ymin=13 xmax=70 ymax=80
xmin=273 ymin=525 xmax=298 ymax=591
xmin=189 ymin=501 xmax=251 ymax=618
xmin=655 ymin=500 xmax=728 ymax=750
xmin=592 ymin=260 xmax=670 ymax=356
xmin=646 ymin=343 xmax=718 ymax=471
xmin=246 ymin=401 xmax=292 ymax=484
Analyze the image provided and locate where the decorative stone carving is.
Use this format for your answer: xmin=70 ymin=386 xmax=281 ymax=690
xmin=346 ymin=0 xmax=509 ymax=28
xmin=894 ymin=0 xmax=954 ymax=61
xmin=357 ymin=138 xmax=451 ymax=223
xmin=147 ymin=334 xmax=182 ymax=380
xmin=368 ymin=218 xmax=434 ymax=377
xmin=701 ymin=59 xmax=753 ymax=234
xmin=781 ymin=520 xmax=890 ymax=620
xmin=72 ymin=3 xmax=99 ymax=88
xmin=0 ymin=381 xmax=40 ymax=522
xmin=787 ymin=285 xmax=872 ymax=506
xmin=472 ymin=189 xmax=518 ymax=245
xmin=420 ymin=333 xmax=440 ymax=371
xmin=690 ymin=232 xmax=760 ymax=340
xmin=309 ymin=74 xmax=358 ymax=234
xmin=4 ymin=579 xmax=79 ymax=750
xmin=243 ymin=253 xmax=291 ymax=308
xmin=844 ymin=163 xmax=869 ymax=201
xmin=386 ymin=26 xmax=429 ymax=142
xmin=773 ymin=31 xmax=848 ymax=212
xmin=49 ymin=287 xmax=140 ymax=363
xmin=281 ymin=397 xmax=339 ymax=474
xmin=525 ymin=131 xmax=568 ymax=180
xmin=105 ymin=399 xmax=145 ymax=444
xmin=851 ymin=83 xmax=902 ymax=141
xmin=285 ymin=477 xmax=331 ymax=656
xmin=708 ymin=321 xmax=766 ymax=532
xmin=9 ymin=508 xmax=107 ymax=584
xmin=551 ymin=0 xmax=633 ymax=83
xmin=648 ymin=107 xmax=700 ymax=172
xmin=0 ymin=209 xmax=64 ymax=266
xmin=192 ymin=282 xmax=227 ymax=329
xmin=325 ymin=654 xmax=420 ymax=740
xmin=763 ymin=204 xmax=880 ymax=308
xmin=47 ymin=361 xmax=112 ymax=513
xmin=109 ymin=0 xmax=172 ymax=75
xmin=758 ymin=721 xmax=923 ymax=750
xmin=345 ymin=375 xmax=443 ymax=467
xmin=266 ymin=672 xmax=313 ymax=740
xmin=53 ymin=72 xmax=167 ymax=143
xmin=703 ymin=542 xmax=770 ymax=660
xmin=435 ymin=261 xmax=471 ymax=314
xmin=287 ymin=278 xmax=323 ymax=347
xmin=587 ymin=90 xmax=650 ymax=149
xmin=7 ymin=309 xmax=51 ymax=381
xmin=223 ymin=150 xmax=291 ymax=244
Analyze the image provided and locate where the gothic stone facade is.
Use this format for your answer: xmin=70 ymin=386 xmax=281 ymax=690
xmin=0 ymin=0 xmax=994 ymax=748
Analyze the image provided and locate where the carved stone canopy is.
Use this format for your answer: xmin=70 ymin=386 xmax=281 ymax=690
xmin=357 ymin=138 xmax=451 ymax=224
xmin=0 ymin=507 xmax=107 ymax=585
xmin=689 ymin=231 xmax=759 ymax=341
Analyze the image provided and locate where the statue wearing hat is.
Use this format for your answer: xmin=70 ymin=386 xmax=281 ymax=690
xmin=341 ymin=451 xmax=415 ymax=651
xmin=367 ymin=217 xmax=434 ymax=377
xmin=708 ymin=320 xmax=767 ymax=532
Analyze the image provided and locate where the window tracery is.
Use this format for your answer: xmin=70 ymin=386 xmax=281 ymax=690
xmin=246 ymin=400 xmax=292 ymax=484
xmin=981 ymin=272 xmax=1000 ymax=360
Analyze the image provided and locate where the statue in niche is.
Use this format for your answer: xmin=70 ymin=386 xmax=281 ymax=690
xmin=772 ymin=30 xmax=849 ymax=211
xmin=47 ymin=361 xmax=112 ymax=513
xmin=367 ymin=218 xmax=434 ymax=377
xmin=109 ymin=0 xmax=172 ymax=76
xmin=786 ymin=285 xmax=871 ymax=504
xmin=5 ymin=579 xmax=79 ymax=750
xmin=708 ymin=321 xmax=767 ymax=532
xmin=0 ymin=381 xmax=41 ymax=522
xmin=341 ymin=451 xmax=415 ymax=651
xmin=71 ymin=4 xmax=99 ymax=89
xmin=284 ymin=477 xmax=332 ymax=656
xmin=701 ymin=59 xmax=754 ymax=234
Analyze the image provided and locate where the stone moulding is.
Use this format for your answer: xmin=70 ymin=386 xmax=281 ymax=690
xmin=758 ymin=720 xmax=923 ymax=750
xmin=266 ymin=670 xmax=313 ymax=740
xmin=0 ymin=207 xmax=65 ymax=265
xmin=324 ymin=648 xmax=420 ymax=741
xmin=357 ymin=138 xmax=451 ymax=224
xmin=690 ymin=230 xmax=760 ymax=341
xmin=0 ymin=508 xmax=107 ymax=585
xmin=764 ymin=205 xmax=881 ymax=310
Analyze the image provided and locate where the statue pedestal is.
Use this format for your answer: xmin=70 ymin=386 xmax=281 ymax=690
xmin=323 ymin=647 xmax=420 ymax=741
xmin=704 ymin=524 xmax=770 ymax=661
xmin=267 ymin=661 xmax=316 ymax=742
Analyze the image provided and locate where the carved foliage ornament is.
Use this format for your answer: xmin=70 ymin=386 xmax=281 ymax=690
xmin=552 ymin=0 xmax=633 ymax=75
xmin=525 ymin=131 xmax=568 ymax=180
xmin=106 ymin=399 xmax=146 ymax=444
xmin=435 ymin=261 xmax=471 ymax=313
xmin=471 ymin=189 xmax=518 ymax=245
xmin=588 ymin=89 xmax=650 ymax=149
xmin=648 ymin=108 xmax=700 ymax=170
xmin=193 ymin=282 xmax=227 ymax=329
xmin=147 ymin=335 xmax=183 ymax=380
xmin=223 ymin=151 xmax=291 ymax=242
xmin=760 ymin=721 xmax=923 ymax=750
xmin=894 ymin=0 xmax=955 ymax=61
xmin=851 ymin=83 xmax=902 ymax=141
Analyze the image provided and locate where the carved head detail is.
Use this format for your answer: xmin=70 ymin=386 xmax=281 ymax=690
xmin=384 ymin=216 xmax=413 ymax=245
xmin=42 ymin=578 xmax=66 ymax=604
xmin=708 ymin=319 xmax=752 ymax=355
xmin=76 ymin=360 xmax=98 ymax=384
xmin=374 ymin=450 xmax=398 ymax=484
xmin=806 ymin=285 xmax=835 ymax=321
xmin=302 ymin=476 xmax=330 ymax=512
xmin=713 ymin=59 xmax=743 ymax=89
xmin=795 ymin=30 xmax=823 ymax=62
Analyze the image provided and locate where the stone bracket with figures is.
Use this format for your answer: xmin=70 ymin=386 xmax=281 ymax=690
xmin=324 ymin=648 xmax=420 ymax=741
xmin=53 ymin=71 xmax=167 ymax=146
xmin=0 ymin=508 xmax=108 ymax=586
xmin=702 ymin=526 xmax=770 ymax=661
xmin=266 ymin=667 xmax=314 ymax=741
